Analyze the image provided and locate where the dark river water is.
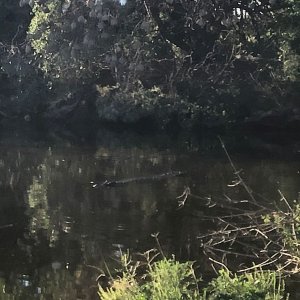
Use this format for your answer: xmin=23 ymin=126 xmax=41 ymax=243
xmin=0 ymin=128 xmax=299 ymax=299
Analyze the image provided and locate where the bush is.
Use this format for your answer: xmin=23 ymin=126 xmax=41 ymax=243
xmin=98 ymin=253 xmax=287 ymax=300
xmin=203 ymin=269 xmax=286 ymax=300
xmin=98 ymin=253 xmax=200 ymax=300
xmin=95 ymin=84 xmax=215 ymax=129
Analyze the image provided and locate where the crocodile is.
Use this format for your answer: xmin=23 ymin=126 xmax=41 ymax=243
xmin=91 ymin=171 xmax=185 ymax=188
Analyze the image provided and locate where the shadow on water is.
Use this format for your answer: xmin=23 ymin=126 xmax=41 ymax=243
xmin=0 ymin=126 xmax=299 ymax=299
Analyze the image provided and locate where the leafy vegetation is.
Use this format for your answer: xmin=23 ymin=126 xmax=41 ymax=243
xmin=263 ymin=197 xmax=300 ymax=261
xmin=99 ymin=254 xmax=200 ymax=300
xmin=203 ymin=269 xmax=286 ymax=300
xmin=0 ymin=0 xmax=299 ymax=128
xmin=98 ymin=253 xmax=287 ymax=300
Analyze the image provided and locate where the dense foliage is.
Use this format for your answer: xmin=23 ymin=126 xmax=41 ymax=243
xmin=0 ymin=0 xmax=299 ymax=128
xmin=98 ymin=254 xmax=286 ymax=300
xmin=0 ymin=0 xmax=47 ymax=121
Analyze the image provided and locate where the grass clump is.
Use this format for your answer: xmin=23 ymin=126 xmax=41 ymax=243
xmin=146 ymin=258 xmax=200 ymax=300
xmin=98 ymin=252 xmax=287 ymax=300
xmin=202 ymin=269 xmax=287 ymax=300
xmin=98 ymin=252 xmax=200 ymax=300
xmin=98 ymin=276 xmax=145 ymax=300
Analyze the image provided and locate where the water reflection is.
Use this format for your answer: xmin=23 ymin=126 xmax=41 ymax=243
xmin=0 ymin=130 xmax=299 ymax=299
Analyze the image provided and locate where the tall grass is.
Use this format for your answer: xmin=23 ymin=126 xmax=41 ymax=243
xmin=98 ymin=253 xmax=287 ymax=300
xmin=203 ymin=269 xmax=287 ymax=300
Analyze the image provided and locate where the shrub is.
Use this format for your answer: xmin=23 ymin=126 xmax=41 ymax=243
xmin=98 ymin=253 xmax=200 ymax=300
xmin=202 ymin=269 xmax=286 ymax=300
xmin=98 ymin=253 xmax=286 ymax=300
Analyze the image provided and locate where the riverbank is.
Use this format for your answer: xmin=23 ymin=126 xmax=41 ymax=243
xmin=1 ymin=97 xmax=300 ymax=136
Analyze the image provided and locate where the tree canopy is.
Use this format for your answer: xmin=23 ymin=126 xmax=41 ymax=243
xmin=0 ymin=0 xmax=299 ymax=128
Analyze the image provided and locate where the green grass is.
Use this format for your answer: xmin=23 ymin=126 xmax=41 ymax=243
xmin=203 ymin=269 xmax=286 ymax=300
xmin=98 ymin=254 xmax=287 ymax=300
